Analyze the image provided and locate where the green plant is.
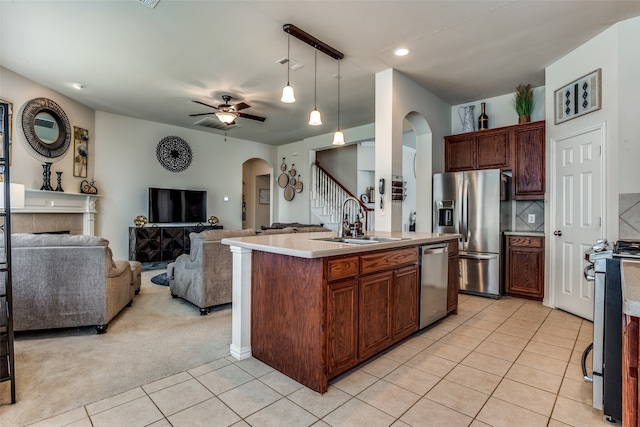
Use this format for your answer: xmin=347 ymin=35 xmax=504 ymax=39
xmin=513 ymin=84 xmax=535 ymax=116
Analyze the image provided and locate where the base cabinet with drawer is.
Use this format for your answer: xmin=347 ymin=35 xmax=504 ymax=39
xmin=505 ymin=234 xmax=545 ymax=300
xmin=251 ymin=245 xmax=425 ymax=393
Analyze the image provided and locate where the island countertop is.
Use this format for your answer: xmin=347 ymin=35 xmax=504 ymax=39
xmin=221 ymin=231 xmax=462 ymax=258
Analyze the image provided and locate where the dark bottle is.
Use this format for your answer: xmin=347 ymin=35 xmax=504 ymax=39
xmin=478 ymin=102 xmax=489 ymax=130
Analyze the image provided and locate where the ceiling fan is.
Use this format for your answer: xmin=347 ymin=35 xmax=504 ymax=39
xmin=189 ymin=95 xmax=266 ymax=125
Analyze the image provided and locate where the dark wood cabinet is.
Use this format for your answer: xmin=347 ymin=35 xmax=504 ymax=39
xmin=476 ymin=130 xmax=510 ymax=169
xmin=445 ymin=129 xmax=509 ymax=172
xmin=444 ymin=121 xmax=545 ymax=200
xmin=251 ymin=245 xmax=428 ymax=393
xmin=445 ymin=135 xmax=476 ymax=171
xmin=447 ymin=240 xmax=460 ymax=314
xmin=393 ymin=266 xmax=419 ymax=340
xmin=623 ymin=313 xmax=639 ymax=427
xmin=129 ymin=225 xmax=223 ymax=262
xmin=326 ymin=279 xmax=358 ymax=377
xmin=513 ymin=121 xmax=546 ymax=199
xmin=359 ymin=271 xmax=393 ymax=360
xmin=505 ymin=235 xmax=545 ymax=300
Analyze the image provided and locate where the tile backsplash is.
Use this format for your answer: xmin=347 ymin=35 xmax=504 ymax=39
xmin=513 ymin=201 xmax=545 ymax=232
xmin=619 ymin=193 xmax=640 ymax=239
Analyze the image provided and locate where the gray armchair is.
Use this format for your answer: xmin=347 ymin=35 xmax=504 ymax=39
xmin=168 ymin=228 xmax=257 ymax=314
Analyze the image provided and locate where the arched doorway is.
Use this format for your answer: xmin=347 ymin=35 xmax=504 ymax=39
xmin=242 ymin=158 xmax=272 ymax=230
xmin=403 ymin=112 xmax=433 ymax=233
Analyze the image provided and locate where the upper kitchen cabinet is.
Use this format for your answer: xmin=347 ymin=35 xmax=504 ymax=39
xmin=444 ymin=120 xmax=545 ymax=200
xmin=512 ymin=121 xmax=545 ymax=200
xmin=445 ymin=129 xmax=510 ymax=172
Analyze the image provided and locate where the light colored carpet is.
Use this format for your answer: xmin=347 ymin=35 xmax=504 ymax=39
xmin=0 ymin=270 xmax=232 ymax=426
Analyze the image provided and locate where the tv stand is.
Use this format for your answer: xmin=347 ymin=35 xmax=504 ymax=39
xmin=129 ymin=224 xmax=223 ymax=262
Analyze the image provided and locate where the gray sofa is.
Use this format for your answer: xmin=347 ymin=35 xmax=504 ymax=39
xmin=0 ymin=233 xmax=142 ymax=333
xmin=168 ymin=225 xmax=330 ymax=314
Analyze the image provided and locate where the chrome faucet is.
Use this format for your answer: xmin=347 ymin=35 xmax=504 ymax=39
xmin=339 ymin=196 xmax=363 ymax=238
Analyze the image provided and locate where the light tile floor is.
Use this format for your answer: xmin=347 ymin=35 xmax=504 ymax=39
xmin=31 ymin=295 xmax=622 ymax=427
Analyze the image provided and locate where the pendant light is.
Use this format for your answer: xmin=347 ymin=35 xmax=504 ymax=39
xmin=280 ymin=32 xmax=296 ymax=103
xmin=308 ymin=49 xmax=322 ymax=125
xmin=332 ymin=60 xmax=345 ymax=145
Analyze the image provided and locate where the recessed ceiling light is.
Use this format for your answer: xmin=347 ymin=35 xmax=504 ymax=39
xmin=72 ymin=82 xmax=86 ymax=90
xmin=394 ymin=48 xmax=410 ymax=57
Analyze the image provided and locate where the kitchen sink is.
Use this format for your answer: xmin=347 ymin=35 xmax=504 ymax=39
xmin=312 ymin=236 xmax=409 ymax=244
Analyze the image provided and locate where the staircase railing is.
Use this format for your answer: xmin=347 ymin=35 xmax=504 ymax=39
xmin=311 ymin=161 xmax=374 ymax=231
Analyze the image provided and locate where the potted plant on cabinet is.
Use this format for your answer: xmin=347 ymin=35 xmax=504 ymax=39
xmin=513 ymin=84 xmax=535 ymax=124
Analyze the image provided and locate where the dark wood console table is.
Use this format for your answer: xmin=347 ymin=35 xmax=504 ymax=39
xmin=129 ymin=225 xmax=223 ymax=262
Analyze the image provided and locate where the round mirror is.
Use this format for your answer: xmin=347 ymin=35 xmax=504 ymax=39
xmin=34 ymin=112 xmax=60 ymax=144
xmin=20 ymin=97 xmax=71 ymax=161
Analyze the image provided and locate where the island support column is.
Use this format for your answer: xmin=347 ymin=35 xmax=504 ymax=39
xmin=229 ymin=245 xmax=253 ymax=360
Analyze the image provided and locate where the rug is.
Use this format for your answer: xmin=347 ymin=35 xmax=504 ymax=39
xmin=150 ymin=272 xmax=169 ymax=286
xmin=0 ymin=270 xmax=232 ymax=426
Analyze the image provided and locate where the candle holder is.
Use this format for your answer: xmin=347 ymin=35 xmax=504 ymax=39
xmin=55 ymin=171 xmax=64 ymax=192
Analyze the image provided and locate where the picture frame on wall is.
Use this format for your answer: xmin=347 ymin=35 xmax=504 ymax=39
xmin=554 ymin=68 xmax=602 ymax=124
xmin=73 ymin=126 xmax=89 ymax=177
xmin=0 ymin=98 xmax=14 ymax=166
xmin=259 ymin=189 xmax=270 ymax=204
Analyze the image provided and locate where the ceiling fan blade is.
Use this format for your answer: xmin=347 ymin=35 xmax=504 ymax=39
xmin=238 ymin=112 xmax=266 ymax=122
xmin=192 ymin=100 xmax=218 ymax=110
xmin=235 ymin=102 xmax=251 ymax=111
xmin=189 ymin=112 xmax=216 ymax=117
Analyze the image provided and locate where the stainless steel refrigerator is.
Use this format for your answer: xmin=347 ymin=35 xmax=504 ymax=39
xmin=432 ymin=169 xmax=510 ymax=297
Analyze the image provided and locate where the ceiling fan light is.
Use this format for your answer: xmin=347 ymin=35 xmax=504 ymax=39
xmin=308 ymin=109 xmax=322 ymax=126
xmin=216 ymin=111 xmax=237 ymax=124
xmin=281 ymin=84 xmax=296 ymax=103
xmin=332 ymin=130 xmax=345 ymax=145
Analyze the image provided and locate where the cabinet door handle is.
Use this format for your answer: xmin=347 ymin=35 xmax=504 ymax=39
xmin=553 ymin=230 xmax=562 ymax=236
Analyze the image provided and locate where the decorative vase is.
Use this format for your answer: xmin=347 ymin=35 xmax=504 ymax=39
xmin=478 ymin=102 xmax=489 ymax=130
xmin=40 ymin=162 xmax=53 ymax=191
xmin=54 ymin=171 xmax=64 ymax=192
xmin=518 ymin=115 xmax=531 ymax=124
xmin=133 ymin=215 xmax=148 ymax=227
xmin=208 ymin=215 xmax=219 ymax=226
xmin=458 ymin=105 xmax=475 ymax=132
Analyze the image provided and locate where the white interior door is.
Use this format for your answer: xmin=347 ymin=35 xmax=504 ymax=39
xmin=552 ymin=125 xmax=604 ymax=321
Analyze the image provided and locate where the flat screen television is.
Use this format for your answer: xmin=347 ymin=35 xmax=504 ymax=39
xmin=148 ymin=187 xmax=207 ymax=223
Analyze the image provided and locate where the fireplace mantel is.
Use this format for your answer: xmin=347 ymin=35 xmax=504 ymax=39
xmin=11 ymin=189 xmax=101 ymax=235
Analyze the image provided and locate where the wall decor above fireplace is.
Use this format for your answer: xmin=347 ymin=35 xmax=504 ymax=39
xmin=20 ymin=97 xmax=71 ymax=162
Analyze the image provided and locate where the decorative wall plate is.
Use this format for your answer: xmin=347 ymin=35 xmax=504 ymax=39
xmin=278 ymin=173 xmax=289 ymax=188
xmin=156 ymin=136 xmax=192 ymax=172
xmin=284 ymin=186 xmax=295 ymax=201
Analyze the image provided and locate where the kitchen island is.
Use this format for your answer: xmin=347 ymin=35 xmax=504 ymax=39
xmin=222 ymin=231 xmax=460 ymax=393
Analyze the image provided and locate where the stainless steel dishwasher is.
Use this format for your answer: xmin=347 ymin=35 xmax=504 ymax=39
xmin=419 ymin=243 xmax=449 ymax=329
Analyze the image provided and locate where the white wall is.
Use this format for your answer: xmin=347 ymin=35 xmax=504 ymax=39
xmin=275 ymin=124 xmax=376 ymax=224
xmin=543 ymin=17 xmax=640 ymax=306
xmin=316 ymin=144 xmax=358 ymax=193
xmin=95 ymin=112 xmax=276 ymax=259
xmin=545 ymin=24 xmax=619 ymax=245
xmin=617 ymin=17 xmax=640 ymax=194
xmin=375 ymin=69 xmax=451 ymax=232
xmin=450 ymin=88 xmax=545 ymax=134
xmin=0 ymin=67 xmax=96 ymax=192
